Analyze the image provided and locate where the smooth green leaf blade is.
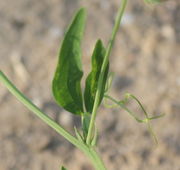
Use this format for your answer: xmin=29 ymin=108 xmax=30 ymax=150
xmin=84 ymin=40 xmax=109 ymax=113
xmin=52 ymin=8 xmax=86 ymax=115
xmin=61 ymin=166 xmax=67 ymax=170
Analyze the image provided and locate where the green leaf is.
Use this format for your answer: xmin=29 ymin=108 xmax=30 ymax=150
xmin=84 ymin=40 xmax=109 ymax=113
xmin=61 ymin=166 xmax=67 ymax=170
xmin=52 ymin=8 xmax=86 ymax=115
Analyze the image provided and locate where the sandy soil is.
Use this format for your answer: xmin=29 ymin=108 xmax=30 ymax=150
xmin=0 ymin=0 xmax=180 ymax=170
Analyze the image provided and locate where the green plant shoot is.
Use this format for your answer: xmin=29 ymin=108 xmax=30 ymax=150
xmin=0 ymin=0 xmax=166 ymax=169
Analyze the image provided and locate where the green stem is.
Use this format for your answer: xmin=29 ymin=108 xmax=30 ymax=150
xmin=0 ymin=71 xmax=82 ymax=148
xmin=88 ymin=148 xmax=107 ymax=170
xmin=86 ymin=0 xmax=128 ymax=145
xmin=0 ymin=71 xmax=106 ymax=170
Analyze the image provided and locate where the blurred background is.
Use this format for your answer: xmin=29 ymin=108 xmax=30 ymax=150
xmin=0 ymin=0 xmax=179 ymax=170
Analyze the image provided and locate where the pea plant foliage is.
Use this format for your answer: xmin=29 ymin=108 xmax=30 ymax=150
xmin=0 ymin=0 xmax=166 ymax=169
